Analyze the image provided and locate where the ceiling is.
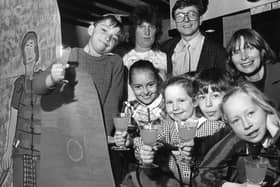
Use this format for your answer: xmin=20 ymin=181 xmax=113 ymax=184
xmin=57 ymin=0 xmax=171 ymax=27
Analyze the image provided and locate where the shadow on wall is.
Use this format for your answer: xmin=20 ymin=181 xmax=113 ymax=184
xmin=61 ymin=23 xmax=89 ymax=48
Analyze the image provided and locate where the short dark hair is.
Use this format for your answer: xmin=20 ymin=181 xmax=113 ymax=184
xmin=129 ymin=5 xmax=162 ymax=50
xmin=94 ymin=15 xmax=124 ymax=39
xmin=171 ymin=0 xmax=209 ymax=19
xmin=196 ymin=68 xmax=234 ymax=95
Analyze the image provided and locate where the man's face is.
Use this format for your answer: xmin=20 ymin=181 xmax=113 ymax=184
xmin=88 ymin=19 xmax=121 ymax=56
xmin=174 ymin=6 xmax=201 ymax=37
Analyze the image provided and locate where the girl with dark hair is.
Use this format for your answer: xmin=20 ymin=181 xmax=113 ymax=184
xmin=114 ymin=60 xmax=165 ymax=149
xmin=114 ymin=60 xmax=166 ymax=187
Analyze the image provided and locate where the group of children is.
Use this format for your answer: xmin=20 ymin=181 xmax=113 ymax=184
xmin=4 ymin=14 xmax=279 ymax=187
xmin=118 ymin=64 xmax=233 ymax=186
xmin=117 ymin=59 xmax=280 ymax=187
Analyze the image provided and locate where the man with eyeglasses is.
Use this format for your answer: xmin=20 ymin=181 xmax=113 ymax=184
xmin=161 ymin=0 xmax=227 ymax=76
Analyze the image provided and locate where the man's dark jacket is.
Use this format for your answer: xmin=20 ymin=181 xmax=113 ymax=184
xmin=161 ymin=36 xmax=227 ymax=76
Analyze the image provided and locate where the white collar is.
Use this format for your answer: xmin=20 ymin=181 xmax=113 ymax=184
xmin=137 ymin=94 xmax=163 ymax=110
xmin=174 ymin=116 xmax=207 ymax=131
xmin=197 ymin=116 xmax=207 ymax=128
xmin=181 ymin=32 xmax=204 ymax=49
xmin=131 ymin=49 xmax=153 ymax=55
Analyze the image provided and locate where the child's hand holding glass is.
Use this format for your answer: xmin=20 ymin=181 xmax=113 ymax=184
xmin=139 ymin=144 xmax=156 ymax=166
xmin=177 ymin=119 xmax=198 ymax=162
xmin=111 ymin=114 xmax=131 ymax=151
xmin=114 ymin=131 xmax=128 ymax=146
xmin=138 ymin=125 xmax=159 ymax=168
xmin=179 ymin=140 xmax=194 ymax=162
xmin=113 ymin=130 xmax=133 ymax=147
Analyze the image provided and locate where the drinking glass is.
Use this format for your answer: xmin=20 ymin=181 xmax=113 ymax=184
xmin=177 ymin=119 xmax=198 ymax=162
xmin=139 ymin=127 xmax=159 ymax=168
xmin=244 ymin=156 xmax=268 ymax=185
xmin=111 ymin=114 xmax=130 ymax=151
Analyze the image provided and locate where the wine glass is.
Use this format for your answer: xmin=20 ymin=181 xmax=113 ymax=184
xmin=139 ymin=126 xmax=159 ymax=168
xmin=244 ymin=156 xmax=268 ymax=185
xmin=177 ymin=119 xmax=198 ymax=162
xmin=111 ymin=114 xmax=130 ymax=151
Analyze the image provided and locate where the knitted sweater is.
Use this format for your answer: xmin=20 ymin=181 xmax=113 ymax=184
xmin=33 ymin=48 xmax=125 ymax=136
xmin=73 ymin=48 xmax=124 ymax=136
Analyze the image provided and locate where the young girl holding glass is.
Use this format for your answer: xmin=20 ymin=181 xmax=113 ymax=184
xmin=113 ymin=60 xmax=166 ymax=187
xmin=193 ymin=82 xmax=280 ymax=187
xmin=114 ymin=60 xmax=165 ymax=149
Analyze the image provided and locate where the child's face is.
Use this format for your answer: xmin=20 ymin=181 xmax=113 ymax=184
xmin=88 ymin=19 xmax=121 ymax=56
xmin=130 ymin=69 xmax=159 ymax=105
xmin=197 ymin=86 xmax=224 ymax=120
xmin=223 ymin=92 xmax=267 ymax=143
xmin=165 ymin=84 xmax=197 ymax=122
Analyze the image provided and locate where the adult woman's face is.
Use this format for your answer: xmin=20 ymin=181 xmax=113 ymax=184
xmin=231 ymin=36 xmax=262 ymax=75
xmin=135 ymin=22 xmax=156 ymax=51
xmin=223 ymin=92 xmax=267 ymax=143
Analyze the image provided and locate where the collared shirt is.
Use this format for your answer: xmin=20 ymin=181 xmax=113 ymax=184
xmin=126 ymin=94 xmax=165 ymax=128
xmin=172 ymin=33 xmax=205 ymax=75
